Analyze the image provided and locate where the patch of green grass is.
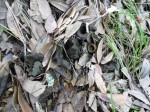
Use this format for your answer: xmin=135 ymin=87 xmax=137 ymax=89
xmin=106 ymin=0 xmax=149 ymax=76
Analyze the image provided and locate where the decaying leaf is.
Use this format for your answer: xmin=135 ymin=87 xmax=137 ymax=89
xmin=97 ymin=39 xmax=103 ymax=63
xmin=95 ymin=20 xmax=105 ymax=35
xmin=107 ymin=92 xmax=128 ymax=105
xmin=18 ymin=85 xmax=33 ymax=112
xmin=121 ymin=67 xmax=132 ymax=82
xmin=6 ymin=1 xmax=22 ymax=39
xmin=22 ymin=79 xmax=46 ymax=97
xmin=87 ymin=91 xmax=97 ymax=112
xmin=63 ymin=103 xmax=74 ymax=112
xmin=88 ymin=65 xmax=95 ymax=88
xmin=14 ymin=64 xmax=25 ymax=83
xmin=64 ymin=21 xmax=82 ymax=43
xmin=0 ymin=6 xmax=7 ymax=20
xmin=101 ymin=52 xmax=114 ymax=64
xmin=93 ymin=64 xmax=107 ymax=93
xmin=140 ymin=59 xmax=150 ymax=78
xmin=36 ymin=0 xmax=52 ymax=19
xmin=45 ymin=15 xmax=57 ymax=33
xmin=78 ymin=53 xmax=89 ymax=66
xmin=72 ymin=91 xmax=87 ymax=112
xmin=129 ymin=90 xmax=150 ymax=105
xmin=50 ymin=1 xmax=69 ymax=12
xmin=0 ymin=62 xmax=10 ymax=96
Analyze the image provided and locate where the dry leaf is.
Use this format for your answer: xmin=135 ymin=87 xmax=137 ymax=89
xmin=0 ymin=6 xmax=7 ymax=20
xmin=88 ymin=65 xmax=95 ymax=88
xmin=107 ymin=92 xmax=128 ymax=105
xmin=54 ymin=34 xmax=65 ymax=42
xmin=87 ymin=92 xmax=97 ymax=112
xmin=12 ymin=86 xmax=19 ymax=112
xmin=129 ymin=90 xmax=150 ymax=105
xmin=140 ymin=59 xmax=150 ymax=78
xmin=0 ymin=62 xmax=9 ymax=96
xmin=101 ymin=52 xmax=114 ymax=64
xmin=56 ymin=104 xmax=63 ymax=112
xmin=50 ymin=1 xmax=69 ymax=12
xmin=72 ymin=91 xmax=87 ymax=112
xmin=45 ymin=15 xmax=57 ymax=33
xmin=46 ymin=44 xmax=57 ymax=70
xmin=57 ymin=14 xmax=64 ymax=28
xmin=121 ymin=67 xmax=132 ymax=82
xmin=95 ymin=19 xmax=105 ymax=35
xmin=64 ymin=21 xmax=82 ymax=43
xmin=139 ymin=75 xmax=150 ymax=100
xmin=6 ymin=1 xmax=21 ymax=38
xmin=36 ymin=0 xmax=52 ymax=19
xmin=93 ymin=64 xmax=107 ymax=93
xmin=30 ymin=19 xmax=42 ymax=40
xmin=63 ymin=103 xmax=74 ymax=112
xmin=78 ymin=53 xmax=89 ymax=66
xmin=14 ymin=64 xmax=25 ymax=83
xmin=133 ymin=100 xmax=150 ymax=110
xmin=97 ymin=39 xmax=103 ymax=63
xmin=42 ymin=42 xmax=56 ymax=68
xmin=22 ymin=79 xmax=46 ymax=97
xmin=18 ymin=85 xmax=33 ymax=112
xmin=107 ymin=5 xmax=118 ymax=13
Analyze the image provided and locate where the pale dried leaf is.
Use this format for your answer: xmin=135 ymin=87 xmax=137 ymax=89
xmin=133 ymin=100 xmax=150 ymax=110
xmin=121 ymin=97 xmax=132 ymax=112
xmin=63 ymin=103 xmax=74 ymax=112
xmin=14 ymin=64 xmax=25 ymax=83
xmin=18 ymin=85 xmax=33 ymax=112
xmin=40 ymin=41 xmax=54 ymax=54
xmin=97 ymin=39 xmax=103 ymax=63
xmin=30 ymin=19 xmax=41 ymax=40
xmin=95 ymin=20 xmax=105 ymax=35
xmin=54 ymin=34 xmax=65 ymax=42
xmin=107 ymin=5 xmax=118 ymax=13
xmin=72 ymin=91 xmax=87 ymax=112
xmin=140 ymin=59 xmax=150 ymax=78
xmin=57 ymin=14 xmax=64 ymax=28
xmin=73 ymin=0 xmax=85 ymax=11
xmin=6 ymin=2 xmax=21 ymax=38
xmin=0 ymin=63 xmax=9 ymax=83
xmin=45 ymin=15 xmax=57 ymax=33
xmin=22 ymin=79 xmax=46 ymax=97
xmin=34 ymin=35 xmax=52 ymax=53
xmin=64 ymin=21 xmax=82 ymax=43
xmin=101 ymin=52 xmax=114 ymax=64
xmin=139 ymin=75 xmax=150 ymax=100
xmin=50 ymin=1 xmax=69 ymax=12
xmin=78 ymin=53 xmax=89 ymax=66
xmin=93 ymin=64 xmax=106 ymax=93
xmin=46 ymin=44 xmax=57 ymax=70
xmin=88 ymin=65 xmax=95 ymax=88
xmin=87 ymin=92 xmax=97 ymax=112
xmin=36 ymin=0 xmax=52 ymax=19
xmin=139 ymin=75 xmax=150 ymax=91
xmin=121 ymin=67 xmax=132 ymax=82
xmin=107 ymin=92 xmax=128 ymax=105
xmin=30 ymin=0 xmax=39 ymax=11
xmin=84 ymin=4 xmax=97 ymax=23
xmin=56 ymin=104 xmax=63 ymax=112
xmin=129 ymin=90 xmax=150 ymax=105
xmin=0 ymin=7 xmax=7 ymax=19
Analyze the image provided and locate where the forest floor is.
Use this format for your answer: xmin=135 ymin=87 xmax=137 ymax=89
xmin=0 ymin=0 xmax=150 ymax=112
